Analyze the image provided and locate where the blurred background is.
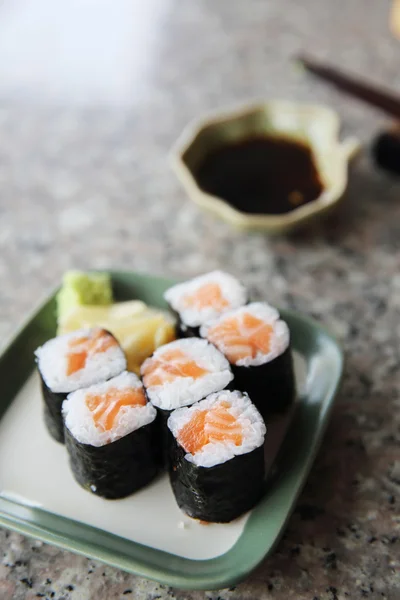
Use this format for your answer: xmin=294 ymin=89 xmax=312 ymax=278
xmin=0 ymin=1 xmax=398 ymax=341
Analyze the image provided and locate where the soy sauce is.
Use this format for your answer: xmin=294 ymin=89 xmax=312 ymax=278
xmin=194 ymin=136 xmax=324 ymax=215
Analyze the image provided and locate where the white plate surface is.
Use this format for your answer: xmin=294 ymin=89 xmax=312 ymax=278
xmin=0 ymin=354 xmax=305 ymax=560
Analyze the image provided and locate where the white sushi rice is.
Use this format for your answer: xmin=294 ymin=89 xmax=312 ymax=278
xmin=35 ymin=328 xmax=127 ymax=393
xmin=141 ymin=338 xmax=233 ymax=411
xmin=168 ymin=390 xmax=266 ymax=468
xmin=63 ymin=371 xmax=156 ymax=447
xmin=201 ymin=302 xmax=290 ymax=367
xmin=164 ymin=270 xmax=247 ymax=328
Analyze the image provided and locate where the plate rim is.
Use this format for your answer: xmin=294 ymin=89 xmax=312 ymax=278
xmin=0 ymin=270 xmax=344 ymax=590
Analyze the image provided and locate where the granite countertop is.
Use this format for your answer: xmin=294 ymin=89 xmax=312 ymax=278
xmin=0 ymin=0 xmax=399 ymax=598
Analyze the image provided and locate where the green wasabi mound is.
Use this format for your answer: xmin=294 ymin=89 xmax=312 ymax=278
xmin=57 ymin=271 xmax=113 ymax=320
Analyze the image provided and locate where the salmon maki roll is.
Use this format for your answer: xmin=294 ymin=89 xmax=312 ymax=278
xmin=141 ymin=338 xmax=233 ymax=412
xmin=141 ymin=337 xmax=234 ymax=462
xmin=201 ymin=303 xmax=295 ymax=418
xmin=63 ymin=371 xmax=159 ymax=499
xmin=164 ymin=271 xmax=247 ymax=337
xmin=35 ymin=328 xmax=127 ymax=443
xmin=168 ymin=389 xmax=266 ymax=522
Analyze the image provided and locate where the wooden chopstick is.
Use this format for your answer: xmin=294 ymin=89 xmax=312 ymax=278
xmin=297 ymin=54 xmax=400 ymax=120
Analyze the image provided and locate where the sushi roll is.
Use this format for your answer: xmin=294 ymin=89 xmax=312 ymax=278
xmin=35 ymin=328 xmax=127 ymax=443
xmin=164 ymin=270 xmax=247 ymax=337
xmin=168 ymin=389 xmax=266 ymax=522
xmin=201 ymin=303 xmax=295 ymax=419
xmin=63 ymin=371 xmax=159 ymax=499
xmin=141 ymin=338 xmax=233 ymax=460
xmin=141 ymin=338 xmax=233 ymax=413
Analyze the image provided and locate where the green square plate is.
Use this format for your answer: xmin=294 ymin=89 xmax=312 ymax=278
xmin=0 ymin=270 xmax=343 ymax=590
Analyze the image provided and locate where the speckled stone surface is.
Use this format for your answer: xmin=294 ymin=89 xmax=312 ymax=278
xmin=0 ymin=0 xmax=399 ymax=598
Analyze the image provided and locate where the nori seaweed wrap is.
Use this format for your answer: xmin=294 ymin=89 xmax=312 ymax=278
xmin=63 ymin=371 xmax=159 ymax=498
xmin=64 ymin=420 xmax=159 ymax=499
xmin=201 ymin=302 xmax=296 ymax=421
xmin=167 ymin=390 xmax=266 ymax=522
xmin=35 ymin=328 xmax=126 ymax=443
xmin=172 ymin=310 xmax=200 ymax=339
xmin=40 ymin=379 xmax=67 ymax=443
xmin=232 ymin=345 xmax=295 ymax=416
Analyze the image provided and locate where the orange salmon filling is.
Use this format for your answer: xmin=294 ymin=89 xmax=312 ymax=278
xmin=207 ymin=313 xmax=273 ymax=363
xmin=66 ymin=329 xmax=117 ymax=376
xmin=86 ymin=386 xmax=146 ymax=431
xmin=142 ymin=348 xmax=209 ymax=387
xmin=182 ymin=283 xmax=229 ymax=312
xmin=178 ymin=401 xmax=243 ymax=454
